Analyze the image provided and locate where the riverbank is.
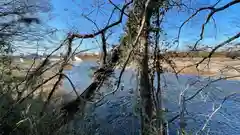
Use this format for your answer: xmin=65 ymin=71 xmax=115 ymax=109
xmin=63 ymin=57 xmax=240 ymax=80
xmin=11 ymin=60 xmax=67 ymax=101
xmin=163 ymin=57 xmax=240 ymax=80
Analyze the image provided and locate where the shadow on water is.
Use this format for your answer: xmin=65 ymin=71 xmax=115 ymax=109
xmin=62 ymin=60 xmax=240 ymax=135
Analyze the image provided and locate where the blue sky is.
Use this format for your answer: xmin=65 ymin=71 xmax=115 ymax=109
xmin=38 ymin=0 xmax=240 ymax=53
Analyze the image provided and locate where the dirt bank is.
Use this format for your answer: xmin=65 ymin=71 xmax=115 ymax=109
xmin=163 ymin=58 xmax=240 ymax=80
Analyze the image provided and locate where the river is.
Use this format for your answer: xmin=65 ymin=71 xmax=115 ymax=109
xmin=62 ymin=60 xmax=240 ymax=135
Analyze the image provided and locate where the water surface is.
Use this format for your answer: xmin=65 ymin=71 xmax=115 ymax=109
xmin=63 ymin=61 xmax=240 ymax=135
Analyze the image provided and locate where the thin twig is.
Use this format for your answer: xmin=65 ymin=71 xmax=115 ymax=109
xmin=69 ymin=0 xmax=133 ymax=39
xmin=177 ymin=0 xmax=240 ymax=49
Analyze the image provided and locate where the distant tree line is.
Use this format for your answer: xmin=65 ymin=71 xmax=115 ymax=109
xmin=164 ymin=51 xmax=228 ymax=58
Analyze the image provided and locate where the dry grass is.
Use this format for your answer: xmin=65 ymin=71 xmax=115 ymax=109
xmin=163 ymin=57 xmax=240 ymax=80
xmin=178 ymin=66 xmax=216 ymax=76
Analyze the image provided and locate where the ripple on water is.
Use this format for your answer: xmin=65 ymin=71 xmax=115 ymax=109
xmin=63 ymin=61 xmax=240 ymax=135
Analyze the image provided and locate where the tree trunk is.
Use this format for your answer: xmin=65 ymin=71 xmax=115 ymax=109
xmin=138 ymin=8 xmax=153 ymax=134
xmin=100 ymin=32 xmax=107 ymax=67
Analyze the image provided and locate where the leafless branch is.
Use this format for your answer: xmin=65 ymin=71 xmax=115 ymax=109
xmin=185 ymin=75 xmax=240 ymax=102
xmin=101 ymin=32 xmax=107 ymax=66
xmin=61 ymin=74 xmax=79 ymax=97
xmin=41 ymin=37 xmax=73 ymax=115
xmin=177 ymin=0 xmax=240 ymax=49
xmin=196 ymin=32 xmax=240 ymax=67
xmin=108 ymin=0 xmax=130 ymax=17
xmin=69 ymin=0 xmax=133 ymax=39
xmin=177 ymin=32 xmax=240 ymax=73
xmin=197 ymin=92 xmax=238 ymax=134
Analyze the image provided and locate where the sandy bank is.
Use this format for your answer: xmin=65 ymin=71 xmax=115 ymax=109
xmin=163 ymin=58 xmax=240 ymax=80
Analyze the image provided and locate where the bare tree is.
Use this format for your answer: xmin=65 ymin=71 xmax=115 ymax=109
xmin=1 ymin=0 xmax=240 ymax=135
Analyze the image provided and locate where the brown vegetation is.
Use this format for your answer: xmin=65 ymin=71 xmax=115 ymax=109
xmin=76 ymin=53 xmax=99 ymax=60
xmin=164 ymin=51 xmax=227 ymax=58
xmin=163 ymin=58 xmax=240 ymax=80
